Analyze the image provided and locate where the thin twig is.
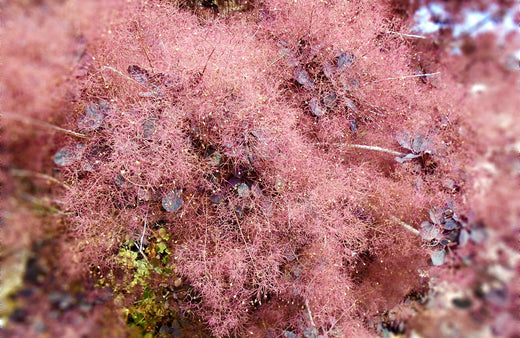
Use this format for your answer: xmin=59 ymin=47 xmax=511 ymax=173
xmin=316 ymin=142 xmax=404 ymax=156
xmin=387 ymin=31 xmax=426 ymax=39
xmin=287 ymin=200 xmax=291 ymax=229
xmin=180 ymin=193 xmax=195 ymax=219
xmin=119 ymin=171 xmax=150 ymax=188
xmin=2 ymin=112 xmax=88 ymax=139
xmin=10 ymin=168 xmax=71 ymax=190
xmin=305 ymin=299 xmax=317 ymax=328
xmin=367 ymin=109 xmax=386 ymax=117
xmin=134 ymin=242 xmax=153 ymax=268
xmin=267 ymin=55 xmax=283 ymax=68
xmin=233 ymin=211 xmax=260 ymax=278
xmin=133 ymin=20 xmax=154 ymax=70
xmin=390 ymin=215 xmax=420 ymax=235
xmin=369 ymin=72 xmax=441 ymax=84
xmin=346 ymin=144 xmax=404 ymax=156
xmin=100 ymin=66 xmax=150 ymax=91
xmin=139 ymin=207 xmax=149 ymax=252
xmin=203 ymin=199 xmax=211 ymax=279
xmin=199 ymin=47 xmax=216 ymax=79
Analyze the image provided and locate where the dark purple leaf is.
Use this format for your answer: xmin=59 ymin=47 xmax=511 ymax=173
xmin=322 ymin=62 xmax=335 ymax=79
xmin=344 ymin=97 xmax=358 ymax=113
xmin=485 ymin=288 xmax=508 ymax=308
xmin=78 ymin=102 xmax=109 ymax=131
xmin=210 ymin=192 xmax=223 ymax=204
xmin=237 ymin=183 xmax=250 ymax=198
xmin=412 ymin=134 xmax=425 ymax=153
xmin=336 ymin=51 xmax=355 ymax=71
xmin=439 ymin=237 xmax=450 ymax=246
xmin=114 ymin=174 xmax=132 ymax=189
xmin=429 ymin=208 xmax=441 ymax=224
xmin=293 ymin=67 xmax=314 ymax=90
xmin=128 ymin=65 xmax=151 ymax=86
xmin=309 ymin=97 xmax=325 ymax=117
xmin=162 ymin=190 xmax=183 ymax=212
xmin=322 ymin=91 xmax=337 ymax=109
xmin=420 ymin=221 xmax=440 ymax=241
xmin=142 ymin=117 xmax=157 ymax=138
xmin=395 ymin=153 xmax=421 ymax=163
xmin=349 ymin=117 xmax=357 ymax=132
xmin=458 ymin=228 xmax=469 ymax=246
xmin=280 ymin=48 xmax=299 ymax=67
xmin=343 ymin=77 xmax=359 ymax=91
xmin=443 ymin=218 xmax=459 ymax=230
xmin=53 ymin=144 xmax=85 ymax=167
xmin=228 ymin=176 xmax=241 ymax=188
xmin=396 ymin=131 xmax=412 ymax=150
xmin=446 ymin=229 xmax=459 ymax=243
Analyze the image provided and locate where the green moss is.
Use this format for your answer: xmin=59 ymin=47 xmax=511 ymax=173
xmin=98 ymin=228 xmax=184 ymax=334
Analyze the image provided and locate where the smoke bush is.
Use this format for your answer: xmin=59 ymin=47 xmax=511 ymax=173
xmin=2 ymin=0 xmax=519 ymax=336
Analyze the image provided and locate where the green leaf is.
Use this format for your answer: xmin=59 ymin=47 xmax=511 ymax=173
xmin=157 ymin=242 xmax=168 ymax=254
xmin=158 ymin=228 xmax=170 ymax=241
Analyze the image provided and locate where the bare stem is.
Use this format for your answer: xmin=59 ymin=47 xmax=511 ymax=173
xmin=369 ymin=72 xmax=441 ymax=84
xmin=179 ymin=193 xmax=195 ymax=219
xmin=346 ymin=144 xmax=404 ymax=156
xmin=387 ymin=31 xmax=427 ymax=39
xmin=101 ymin=66 xmax=149 ymax=89
xmin=390 ymin=215 xmax=420 ymax=235
xmin=315 ymin=142 xmax=404 ymax=156
xmin=139 ymin=208 xmax=149 ymax=252
xmin=134 ymin=242 xmax=153 ymax=268
xmin=305 ymin=299 xmax=317 ymax=328
xmin=11 ymin=168 xmax=71 ymax=190
xmin=2 ymin=112 xmax=88 ymax=139
xmin=133 ymin=20 xmax=154 ymax=70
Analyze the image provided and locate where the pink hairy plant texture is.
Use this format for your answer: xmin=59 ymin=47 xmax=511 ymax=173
xmin=2 ymin=0 xmax=519 ymax=336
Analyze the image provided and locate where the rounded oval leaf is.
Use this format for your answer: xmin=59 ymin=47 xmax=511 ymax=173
xmin=322 ymin=91 xmax=337 ymax=109
xmin=162 ymin=190 xmax=183 ymax=212
xmin=420 ymin=221 xmax=440 ymax=241
xmin=128 ymin=65 xmax=151 ymax=86
xmin=458 ymin=228 xmax=469 ymax=246
xmin=443 ymin=218 xmax=459 ymax=230
xmin=53 ymin=144 xmax=85 ymax=167
xmin=431 ymin=249 xmax=447 ymax=266
xmin=337 ymin=51 xmax=355 ymax=71
xmin=142 ymin=117 xmax=156 ymax=138
xmin=78 ymin=101 xmax=110 ymax=131
xmin=396 ymin=131 xmax=412 ymax=150
xmin=293 ymin=67 xmax=314 ymax=90
xmin=412 ymin=134 xmax=425 ymax=153
xmin=470 ymin=228 xmax=487 ymax=243
xmin=309 ymin=97 xmax=325 ymax=117
xmin=237 ymin=183 xmax=250 ymax=198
